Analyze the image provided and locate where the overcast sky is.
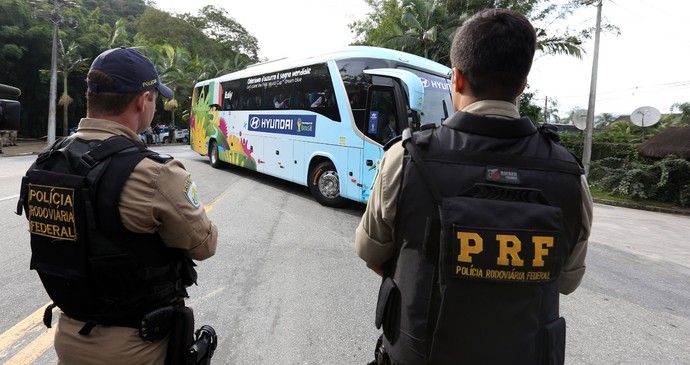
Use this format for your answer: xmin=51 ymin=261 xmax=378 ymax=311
xmin=157 ymin=0 xmax=690 ymax=117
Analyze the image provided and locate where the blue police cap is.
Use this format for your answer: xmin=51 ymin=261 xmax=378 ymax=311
xmin=87 ymin=46 xmax=173 ymax=99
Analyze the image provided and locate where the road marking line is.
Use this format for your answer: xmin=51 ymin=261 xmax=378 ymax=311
xmin=204 ymin=188 xmax=232 ymax=214
xmin=3 ymin=327 xmax=55 ymax=365
xmin=0 ymin=303 xmax=51 ymax=356
xmin=0 ymin=194 xmax=19 ymax=202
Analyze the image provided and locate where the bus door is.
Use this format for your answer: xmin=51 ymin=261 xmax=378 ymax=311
xmin=359 ymin=69 xmax=424 ymax=201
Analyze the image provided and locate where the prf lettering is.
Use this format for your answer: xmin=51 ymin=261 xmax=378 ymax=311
xmin=456 ymin=231 xmax=554 ymax=267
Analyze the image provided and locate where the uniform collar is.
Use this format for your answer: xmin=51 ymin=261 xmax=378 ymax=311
xmin=443 ymin=100 xmax=537 ymax=138
xmin=462 ymin=100 xmax=521 ymax=119
xmin=74 ymin=118 xmax=141 ymax=141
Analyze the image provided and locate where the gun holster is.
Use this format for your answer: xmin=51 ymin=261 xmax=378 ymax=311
xmin=187 ymin=325 xmax=218 ymax=365
xmin=367 ymin=334 xmax=392 ymax=365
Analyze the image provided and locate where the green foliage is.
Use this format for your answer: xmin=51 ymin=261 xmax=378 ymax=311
xmin=589 ymin=156 xmax=690 ymax=207
xmin=352 ymin=0 xmax=589 ymax=66
xmin=559 ymin=136 xmax=640 ymax=162
xmin=518 ymin=91 xmax=542 ymax=124
xmin=0 ymin=0 xmax=260 ymax=138
xmin=350 ymin=0 xmax=406 ymax=47
xmin=382 ymin=0 xmax=466 ymax=65
xmin=180 ymin=5 xmax=260 ymax=61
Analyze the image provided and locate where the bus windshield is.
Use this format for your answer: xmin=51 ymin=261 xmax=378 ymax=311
xmin=400 ymin=67 xmax=452 ymax=126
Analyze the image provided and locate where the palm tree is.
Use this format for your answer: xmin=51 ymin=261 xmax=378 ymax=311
xmin=535 ymin=29 xmax=584 ymax=58
xmin=108 ymin=18 xmax=129 ymax=47
xmin=385 ymin=0 xmax=466 ymax=64
xmin=56 ymin=40 xmax=89 ymax=136
xmin=141 ymin=45 xmax=191 ymax=130
xmin=595 ymin=112 xmax=616 ymax=128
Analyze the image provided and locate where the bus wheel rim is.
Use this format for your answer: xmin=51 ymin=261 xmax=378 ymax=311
xmin=318 ymin=171 xmax=339 ymax=198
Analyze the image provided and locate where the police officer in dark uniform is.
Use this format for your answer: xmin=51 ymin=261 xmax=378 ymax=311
xmin=356 ymin=9 xmax=593 ymax=365
xmin=16 ymin=47 xmax=218 ymax=364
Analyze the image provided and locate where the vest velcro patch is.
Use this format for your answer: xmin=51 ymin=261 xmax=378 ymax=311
xmin=449 ymin=225 xmax=560 ymax=283
xmin=27 ymin=184 xmax=77 ymax=241
xmin=486 ymin=166 xmax=520 ymax=184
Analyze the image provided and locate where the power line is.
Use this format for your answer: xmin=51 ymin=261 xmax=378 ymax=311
xmin=539 ymin=80 xmax=690 ymax=100
xmin=608 ymin=0 xmax=690 ymax=51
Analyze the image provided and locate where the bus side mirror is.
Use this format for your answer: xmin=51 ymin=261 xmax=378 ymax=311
xmin=0 ymin=99 xmax=21 ymax=131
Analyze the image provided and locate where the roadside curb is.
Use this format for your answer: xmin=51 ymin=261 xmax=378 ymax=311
xmin=593 ymin=198 xmax=690 ymax=217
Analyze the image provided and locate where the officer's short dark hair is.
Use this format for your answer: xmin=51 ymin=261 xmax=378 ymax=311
xmin=450 ymin=8 xmax=536 ymax=102
xmin=86 ymin=69 xmax=144 ymax=116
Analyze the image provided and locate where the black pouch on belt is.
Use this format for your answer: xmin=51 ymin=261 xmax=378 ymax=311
xmin=539 ymin=317 xmax=566 ymax=365
xmin=140 ymin=305 xmax=176 ymax=342
xmin=375 ymin=277 xmax=400 ymax=344
xmin=165 ymin=306 xmax=195 ymax=365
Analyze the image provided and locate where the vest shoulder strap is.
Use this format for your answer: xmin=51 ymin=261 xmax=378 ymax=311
xmin=80 ymin=136 xmax=147 ymax=169
xmin=402 ymin=130 xmax=443 ymax=206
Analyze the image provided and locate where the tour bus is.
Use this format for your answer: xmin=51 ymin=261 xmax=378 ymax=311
xmin=190 ymin=46 xmax=451 ymax=206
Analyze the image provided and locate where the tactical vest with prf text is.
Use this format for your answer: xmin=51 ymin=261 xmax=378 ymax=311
xmin=377 ymin=113 xmax=584 ymax=365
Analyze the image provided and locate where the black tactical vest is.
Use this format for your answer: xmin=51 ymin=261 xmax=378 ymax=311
xmin=16 ymin=136 xmax=196 ymax=330
xmin=378 ymin=112 xmax=584 ymax=365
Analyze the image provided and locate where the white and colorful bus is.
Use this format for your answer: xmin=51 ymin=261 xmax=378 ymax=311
xmin=190 ymin=46 xmax=451 ymax=206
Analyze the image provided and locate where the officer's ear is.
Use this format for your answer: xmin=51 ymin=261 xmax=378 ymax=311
xmin=517 ymin=79 xmax=527 ymax=97
xmin=135 ymin=91 xmax=153 ymax=112
xmin=451 ymin=67 xmax=464 ymax=93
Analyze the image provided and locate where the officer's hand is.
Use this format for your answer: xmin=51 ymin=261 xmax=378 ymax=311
xmin=366 ymin=262 xmax=386 ymax=277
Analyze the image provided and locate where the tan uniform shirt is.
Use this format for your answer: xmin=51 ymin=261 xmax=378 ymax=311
xmin=54 ymin=118 xmax=218 ymax=365
xmin=355 ymin=101 xmax=593 ymax=294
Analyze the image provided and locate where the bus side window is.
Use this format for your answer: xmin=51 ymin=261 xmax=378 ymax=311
xmin=365 ymin=87 xmax=398 ymax=145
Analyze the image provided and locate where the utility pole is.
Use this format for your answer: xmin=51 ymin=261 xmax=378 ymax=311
xmin=33 ymin=0 xmax=77 ymax=145
xmin=544 ymin=96 xmax=548 ymax=123
xmin=583 ymin=0 xmax=603 ymax=177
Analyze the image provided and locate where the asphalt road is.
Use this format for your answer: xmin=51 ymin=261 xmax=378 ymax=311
xmin=1 ymin=144 xmax=688 ymax=364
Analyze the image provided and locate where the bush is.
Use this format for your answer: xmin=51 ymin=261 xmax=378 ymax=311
xmin=589 ymin=155 xmax=690 ymax=207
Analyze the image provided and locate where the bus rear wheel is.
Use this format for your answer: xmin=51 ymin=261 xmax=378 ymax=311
xmin=209 ymin=140 xmax=222 ymax=168
xmin=309 ymin=161 xmax=344 ymax=207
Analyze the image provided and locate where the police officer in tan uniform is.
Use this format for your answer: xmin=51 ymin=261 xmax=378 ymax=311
xmin=18 ymin=47 xmax=217 ymax=365
xmin=356 ymin=9 xmax=593 ymax=365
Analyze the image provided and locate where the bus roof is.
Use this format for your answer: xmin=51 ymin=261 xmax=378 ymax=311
xmin=196 ymin=46 xmax=450 ymax=86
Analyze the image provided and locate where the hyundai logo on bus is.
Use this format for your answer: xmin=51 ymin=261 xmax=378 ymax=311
xmin=248 ymin=114 xmax=317 ymax=137
xmin=419 ymin=76 xmax=451 ymax=92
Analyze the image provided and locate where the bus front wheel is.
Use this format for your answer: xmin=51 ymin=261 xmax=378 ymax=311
xmin=309 ymin=161 xmax=344 ymax=207
xmin=209 ymin=140 xmax=222 ymax=168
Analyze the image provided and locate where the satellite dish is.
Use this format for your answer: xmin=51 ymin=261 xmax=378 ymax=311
xmin=573 ymin=109 xmax=587 ymax=130
xmin=630 ymin=106 xmax=661 ymax=127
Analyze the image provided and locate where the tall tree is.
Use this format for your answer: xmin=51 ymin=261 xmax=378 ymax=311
xmin=671 ymin=102 xmax=690 ymax=127
xmin=57 ymin=40 xmax=89 ymax=135
xmin=33 ymin=0 xmax=79 ymax=144
xmin=181 ymin=5 xmax=260 ymax=61
xmin=385 ymin=0 xmax=465 ymax=64
xmin=350 ymin=0 xmax=405 ymax=47
xmin=352 ymin=0 xmax=593 ymax=64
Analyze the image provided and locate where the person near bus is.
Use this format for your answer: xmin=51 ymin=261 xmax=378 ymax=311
xmin=153 ymin=123 xmax=161 ymax=144
xmin=355 ymin=9 xmax=593 ymax=365
xmin=379 ymin=114 xmax=398 ymax=145
xmin=310 ymin=88 xmax=334 ymax=107
xmin=17 ymin=46 xmax=218 ymax=364
xmin=274 ymin=93 xmax=290 ymax=109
